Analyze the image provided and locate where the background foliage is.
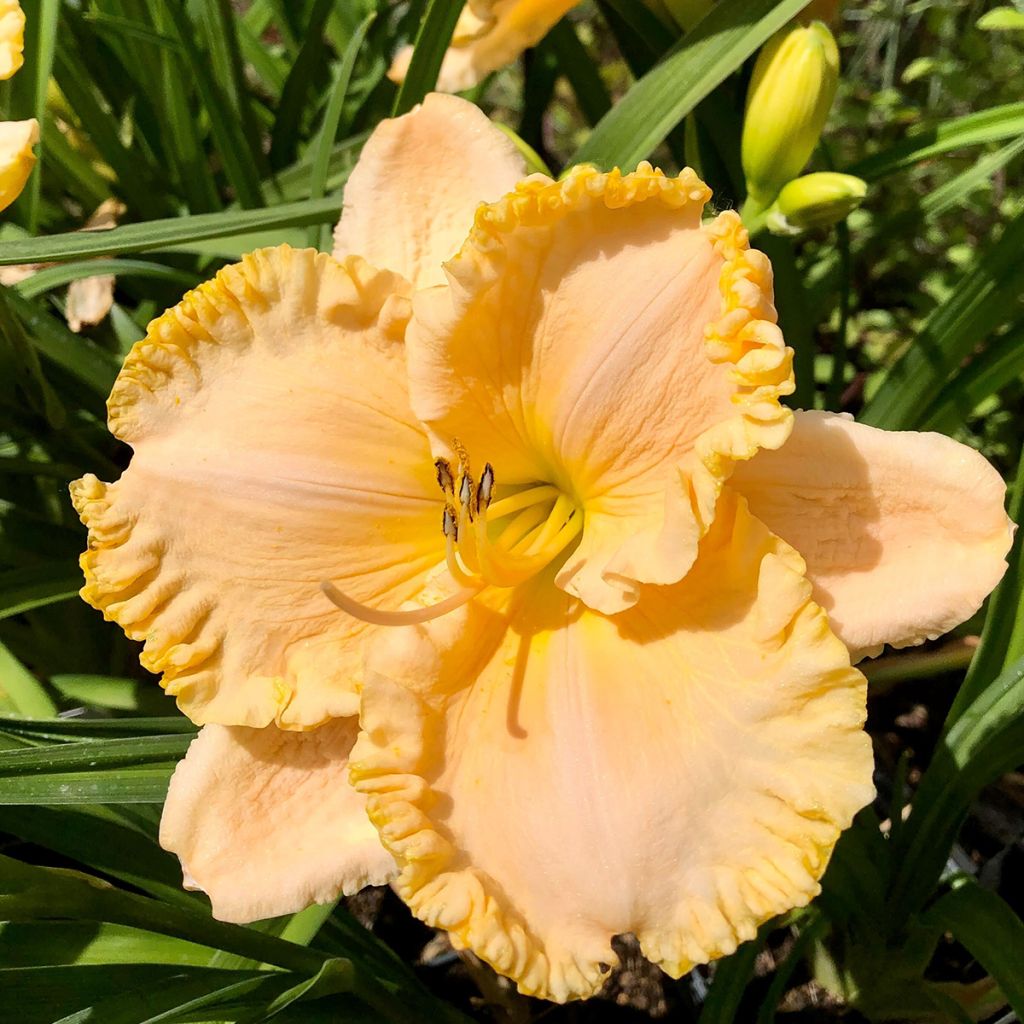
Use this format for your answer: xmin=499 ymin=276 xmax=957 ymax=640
xmin=0 ymin=1 xmax=1022 ymax=1021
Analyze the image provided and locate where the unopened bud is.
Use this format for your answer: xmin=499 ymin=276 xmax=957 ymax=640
xmin=741 ymin=21 xmax=840 ymax=208
xmin=767 ymin=172 xmax=867 ymax=234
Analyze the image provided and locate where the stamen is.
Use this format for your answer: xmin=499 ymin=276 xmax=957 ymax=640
xmin=485 ymin=484 xmax=560 ymax=522
xmin=445 ymin=529 xmax=480 ymax=587
xmin=477 ymin=463 xmax=494 ymax=509
xmin=442 ymin=503 xmax=459 ymax=543
xmin=320 ymin=581 xmax=482 ymax=626
xmin=526 ymin=494 xmax=575 ymax=554
xmin=497 ymin=504 xmax=550 ymax=549
xmin=435 ymin=458 xmax=455 ymax=497
xmin=458 ymin=472 xmax=475 ymax=520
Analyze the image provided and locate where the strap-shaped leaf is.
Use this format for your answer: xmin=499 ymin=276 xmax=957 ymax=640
xmin=923 ymin=882 xmax=1024 ymax=1019
xmin=571 ymin=0 xmax=810 ymax=171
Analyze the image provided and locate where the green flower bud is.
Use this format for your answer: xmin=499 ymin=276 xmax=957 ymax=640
xmin=767 ymin=172 xmax=867 ymax=234
xmin=741 ymin=21 xmax=840 ymax=208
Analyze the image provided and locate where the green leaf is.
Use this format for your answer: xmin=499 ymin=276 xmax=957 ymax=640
xmin=848 ymin=102 xmax=1024 ymax=180
xmin=15 ymin=259 xmax=200 ymax=299
xmin=922 ymin=882 xmax=1024 ymax=1018
xmin=269 ymin=0 xmax=336 ymax=170
xmin=0 ymin=804 xmax=196 ymax=905
xmin=889 ymin=654 xmax=1024 ymax=919
xmin=860 ymin=208 xmax=1024 ymax=430
xmin=10 ymin=0 xmax=60 ymax=232
xmin=0 ymin=715 xmax=196 ymax=741
xmin=0 ymin=562 xmax=82 ymax=620
xmin=0 ymin=921 xmax=219 ymax=967
xmin=0 ymin=733 xmax=191 ymax=774
xmin=755 ymin=913 xmax=826 ymax=1024
xmin=3 ymin=287 xmax=119 ymax=398
xmin=49 ymin=673 xmax=168 ymax=713
xmin=0 ymin=285 xmax=66 ymax=428
xmin=0 ymin=198 xmax=342 ymax=265
xmin=546 ymin=19 xmax=613 ymax=127
xmin=947 ymin=445 xmax=1024 ymax=722
xmin=918 ymin=134 xmax=1024 ymax=220
xmin=760 ymin=235 xmax=815 ymax=410
xmin=0 ymin=965 xmax=265 ymax=1024
xmin=392 ymin=0 xmax=466 ymax=116
xmin=198 ymin=0 xmax=267 ymax=179
xmin=160 ymin=3 xmax=265 ymax=209
xmin=0 ymin=767 xmax=174 ymax=804
xmin=697 ymin=928 xmax=766 ymax=1023
xmin=308 ymin=13 xmax=376 ymax=249
xmin=920 ymin=322 xmax=1024 ymax=433
xmin=0 ymin=856 xmax=458 ymax=1023
xmin=0 ymin=641 xmax=56 ymax=718
xmin=571 ymin=0 xmax=810 ymax=171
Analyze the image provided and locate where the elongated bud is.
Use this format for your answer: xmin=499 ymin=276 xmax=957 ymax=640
xmin=741 ymin=21 xmax=840 ymax=208
xmin=767 ymin=172 xmax=867 ymax=234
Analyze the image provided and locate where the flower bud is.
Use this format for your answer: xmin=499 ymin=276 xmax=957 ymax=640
xmin=767 ymin=172 xmax=866 ymax=234
xmin=741 ymin=21 xmax=840 ymax=208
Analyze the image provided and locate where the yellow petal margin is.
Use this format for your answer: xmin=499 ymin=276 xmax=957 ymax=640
xmin=408 ymin=163 xmax=794 ymax=614
xmin=351 ymin=491 xmax=873 ymax=1002
xmin=0 ymin=118 xmax=37 ymax=213
xmin=0 ymin=1 xmax=24 ymax=81
xmin=72 ymin=247 xmax=444 ymax=729
xmin=161 ymin=721 xmax=395 ymax=923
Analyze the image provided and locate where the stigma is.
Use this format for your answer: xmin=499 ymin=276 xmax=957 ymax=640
xmin=321 ymin=451 xmax=582 ymax=627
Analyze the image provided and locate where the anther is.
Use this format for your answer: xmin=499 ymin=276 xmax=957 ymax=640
xmin=435 ymin=458 xmax=455 ymax=496
xmin=477 ymin=463 xmax=495 ymax=509
xmin=458 ymin=472 xmax=476 ymax=520
xmin=442 ymin=504 xmax=459 ymax=542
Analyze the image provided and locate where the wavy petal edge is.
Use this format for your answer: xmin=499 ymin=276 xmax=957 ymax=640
xmin=437 ymin=164 xmax=795 ymax=601
xmin=351 ymin=496 xmax=871 ymax=1002
xmin=70 ymin=246 xmax=412 ymax=726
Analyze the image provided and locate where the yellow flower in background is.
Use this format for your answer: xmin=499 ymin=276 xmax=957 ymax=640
xmin=390 ymin=0 xmax=583 ymax=92
xmin=0 ymin=117 xmax=37 ymax=212
xmin=0 ymin=1 xmax=37 ymax=213
xmin=72 ymin=95 xmax=1011 ymax=1002
xmin=0 ymin=0 xmax=24 ymax=80
xmin=742 ymin=20 xmax=840 ymax=210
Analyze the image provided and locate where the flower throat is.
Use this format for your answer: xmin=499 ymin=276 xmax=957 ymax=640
xmin=322 ymin=443 xmax=581 ymax=626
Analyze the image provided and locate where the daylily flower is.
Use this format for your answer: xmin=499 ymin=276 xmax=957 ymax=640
xmin=0 ymin=1 xmax=37 ymax=214
xmin=389 ymin=0 xmax=583 ymax=93
xmin=72 ymin=94 xmax=1012 ymax=1003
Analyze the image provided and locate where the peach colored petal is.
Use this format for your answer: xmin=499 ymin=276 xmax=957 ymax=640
xmin=160 ymin=720 xmax=395 ymax=923
xmin=408 ymin=166 xmax=794 ymax=614
xmin=731 ymin=410 xmax=1013 ymax=659
xmin=0 ymin=1 xmax=24 ymax=81
xmin=332 ymin=93 xmax=526 ymax=289
xmin=0 ymin=118 xmax=37 ymax=212
xmin=71 ymin=246 xmax=445 ymax=730
xmin=351 ymin=491 xmax=873 ymax=1002
xmin=388 ymin=0 xmax=583 ymax=93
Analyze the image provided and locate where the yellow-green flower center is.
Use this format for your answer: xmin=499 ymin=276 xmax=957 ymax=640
xmin=321 ymin=449 xmax=582 ymax=627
